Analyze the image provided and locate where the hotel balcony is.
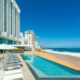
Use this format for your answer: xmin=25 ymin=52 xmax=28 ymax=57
xmin=8 ymin=34 xmax=14 ymax=39
xmin=0 ymin=32 xmax=8 ymax=37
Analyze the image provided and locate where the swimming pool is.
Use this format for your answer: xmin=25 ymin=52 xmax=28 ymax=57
xmin=22 ymin=54 xmax=80 ymax=78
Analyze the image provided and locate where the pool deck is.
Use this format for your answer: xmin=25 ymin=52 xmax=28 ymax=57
xmin=32 ymin=50 xmax=80 ymax=71
xmin=17 ymin=54 xmax=36 ymax=80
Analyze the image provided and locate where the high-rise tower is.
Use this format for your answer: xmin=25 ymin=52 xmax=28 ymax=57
xmin=0 ymin=0 xmax=20 ymax=44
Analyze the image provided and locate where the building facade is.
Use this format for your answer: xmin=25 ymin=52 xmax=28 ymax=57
xmin=0 ymin=0 xmax=20 ymax=44
xmin=20 ymin=32 xmax=25 ymax=45
xmin=19 ymin=30 xmax=41 ymax=50
xmin=19 ymin=30 xmax=36 ymax=50
xmin=25 ymin=30 xmax=35 ymax=50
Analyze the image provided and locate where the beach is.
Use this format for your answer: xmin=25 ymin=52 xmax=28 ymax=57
xmin=41 ymin=49 xmax=80 ymax=57
xmin=32 ymin=50 xmax=80 ymax=71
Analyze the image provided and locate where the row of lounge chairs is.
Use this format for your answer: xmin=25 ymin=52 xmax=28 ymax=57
xmin=4 ymin=53 xmax=20 ymax=70
xmin=3 ymin=53 xmax=23 ymax=80
xmin=4 ymin=53 xmax=21 ymax=70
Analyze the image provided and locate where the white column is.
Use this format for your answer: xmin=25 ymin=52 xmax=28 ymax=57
xmin=7 ymin=0 xmax=11 ymax=35
xmin=17 ymin=12 xmax=20 ymax=37
xmin=16 ymin=11 xmax=20 ymax=38
xmin=6 ymin=0 xmax=9 ymax=35
xmin=14 ymin=8 xmax=16 ymax=37
xmin=13 ymin=4 xmax=15 ymax=37
xmin=0 ymin=0 xmax=4 ymax=32
xmin=10 ymin=0 xmax=15 ymax=36
xmin=11 ymin=1 xmax=15 ymax=37
xmin=16 ymin=11 xmax=18 ymax=36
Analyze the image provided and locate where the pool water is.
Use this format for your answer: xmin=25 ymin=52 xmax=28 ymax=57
xmin=22 ymin=54 xmax=80 ymax=78
xmin=22 ymin=54 xmax=31 ymax=60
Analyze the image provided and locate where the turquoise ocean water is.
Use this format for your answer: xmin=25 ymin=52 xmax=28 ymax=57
xmin=47 ymin=48 xmax=80 ymax=53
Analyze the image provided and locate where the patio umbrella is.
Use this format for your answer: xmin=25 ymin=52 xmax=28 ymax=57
xmin=0 ymin=44 xmax=17 ymax=50
xmin=0 ymin=44 xmax=17 ymax=61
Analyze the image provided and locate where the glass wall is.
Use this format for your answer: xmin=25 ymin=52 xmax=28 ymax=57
xmin=0 ymin=38 xmax=7 ymax=44
xmin=7 ymin=39 xmax=13 ymax=44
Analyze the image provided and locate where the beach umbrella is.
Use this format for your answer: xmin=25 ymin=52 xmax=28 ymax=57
xmin=0 ymin=44 xmax=17 ymax=61
xmin=0 ymin=44 xmax=17 ymax=57
xmin=0 ymin=44 xmax=17 ymax=50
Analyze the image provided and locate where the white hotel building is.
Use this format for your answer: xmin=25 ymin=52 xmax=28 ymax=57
xmin=0 ymin=0 xmax=20 ymax=44
xmin=20 ymin=30 xmax=41 ymax=50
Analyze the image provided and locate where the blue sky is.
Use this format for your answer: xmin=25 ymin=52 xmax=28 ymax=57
xmin=16 ymin=0 xmax=80 ymax=48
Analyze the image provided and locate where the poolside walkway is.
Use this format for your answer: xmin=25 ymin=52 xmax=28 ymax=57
xmin=0 ymin=54 xmax=3 ymax=80
xmin=17 ymin=54 xmax=36 ymax=80
xmin=32 ymin=50 xmax=80 ymax=71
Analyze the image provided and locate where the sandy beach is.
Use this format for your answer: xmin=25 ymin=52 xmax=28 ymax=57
xmin=32 ymin=50 xmax=80 ymax=71
xmin=42 ymin=49 xmax=80 ymax=57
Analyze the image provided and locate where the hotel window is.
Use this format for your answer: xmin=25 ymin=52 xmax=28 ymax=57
xmin=4 ymin=0 xmax=7 ymax=32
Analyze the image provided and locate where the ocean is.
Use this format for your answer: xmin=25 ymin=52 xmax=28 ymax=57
xmin=47 ymin=48 xmax=80 ymax=53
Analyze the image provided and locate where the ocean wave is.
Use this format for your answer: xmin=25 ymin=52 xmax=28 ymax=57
xmin=41 ymin=49 xmax=80 ymax=57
